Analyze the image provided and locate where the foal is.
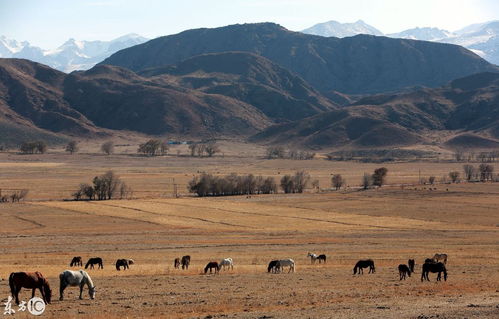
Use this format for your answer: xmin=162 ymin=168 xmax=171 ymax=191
xmin=174 ymin=258 xmax=181 ymax=269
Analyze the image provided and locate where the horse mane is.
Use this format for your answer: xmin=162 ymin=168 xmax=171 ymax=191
xmin=81 ymin=270 xmax=94 ymax=288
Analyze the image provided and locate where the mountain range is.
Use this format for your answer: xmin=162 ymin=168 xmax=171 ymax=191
xmin=302 ymin=20 xmax=499 ymax=65
xmin=1 ymin=23 xmax=499 ymax=151
xmin=0 ymin=34 xmax=148 ymax=73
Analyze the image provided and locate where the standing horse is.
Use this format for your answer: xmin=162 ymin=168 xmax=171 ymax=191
xmin=204 ymin=261 xmax=219 ymax=274
xmin=59 ymin=270 xmax=96 ymax=300
xmin=116 ymin=259 xmax=129 ymax=271
xmin=317 ymin=254 xmax=327 ymax=264
xmin=398 ymin=264 xmax=411 ymax=280
xmin=70 ymin=256 xmax=83 ymax=267
xmin=267 ymin=260 xmax=280 ymax=273
xmin=353 ymin=259 xmax=375 ymax=274
xmin=85 ymin=257 xmax=103 ymax=269
xmin=277 ymin=259 xmax=295 ymax=273
xmin=9 ymin=272 xmax=52 ymax=305
xmin=408 ymin=259 xmax=415 ymax=273
xmin=219 ymin=258 xmax=234 ymax=271
xmin=174 ymin=258 xmax=181 ymax=269
xmin=307 ymin=253 xmax=326 ymax=264
xmin=181 ymin=255 xmax=191 ymax=270
xmin=433 ymin=253 xmax=448 ymax=264
xmin=421 ymin=262 xmax=447 ymax=282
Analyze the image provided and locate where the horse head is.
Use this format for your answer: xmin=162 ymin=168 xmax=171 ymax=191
xmin=89 ymin=286 xmax=96 ymax=299
xmin=43 ymin=280 xmax=52 ymax=304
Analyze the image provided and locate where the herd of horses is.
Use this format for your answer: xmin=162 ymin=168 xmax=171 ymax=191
xmin=6 ymin=252 xmax=448 ymax=307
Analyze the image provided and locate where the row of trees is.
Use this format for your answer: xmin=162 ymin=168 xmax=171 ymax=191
xmin=266 ymin=146 xmax=315 ymax=160
xmin=454 ymin=150 xmax=499 ymax=163
xmin=20 ymin=141 xmax=47 ymax=154
xmin=137 ymin=139 xmax=169 ymax=156
xmin=72 ymin=170 xmax=132 ymax=200
xmin=188 ymin=173 xmax=277 ymax=197
xmin=188 ymin=143 xmax=220 ymax=157
xmin=0 ymin=189 xmax=29 ymax=203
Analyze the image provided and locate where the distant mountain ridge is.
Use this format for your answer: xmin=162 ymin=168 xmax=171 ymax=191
xmin=0 ymin=34 xmax=148 ymax=72
xmin=301 ymin=20 xmax=383 ymax=37
xmin=101 ymin=23 xmax=497 ymax=95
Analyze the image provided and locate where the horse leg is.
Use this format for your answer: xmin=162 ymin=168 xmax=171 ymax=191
xmin=79 ymin=284 xmax=84 ymax=299
xmin=14 ymin=287 xmax=21 ymax=305
xmin=60 ymin=283 xmax=66 ymax=301
xmin=32 ymin=288 xmax=36 ymax=298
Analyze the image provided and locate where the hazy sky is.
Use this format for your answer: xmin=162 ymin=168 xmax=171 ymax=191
xmin=2 ymin=0 xmax=499 ymax=48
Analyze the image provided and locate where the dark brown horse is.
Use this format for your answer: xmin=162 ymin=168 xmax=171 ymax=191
xmin=408 ymin=259 xmax=415 ymax=273
xmin=85 ymin=257 xmax=103 ymax=269
xmin=70 ymin=256 xmax=83 ymax=267
xmin=398 ymin=264 xmax=411 ymax=280
xmin=353 ymin=259 xmax=375 ymax=274
xmin=204 ymin=261 xmax=219 ymax=274
xmin=317 ymin=254 xmax=327 ymax=263
xmin=115 ymin=259 xmax=129 ymax=271
xmin=267 ymin=260 xmax=280 ymax=273
xmin=421 ymin=261 xmax=447 ymax=282
xmin=9 ymin=272 xmax=52 ymax=305
xmin=174 ymin=258 xmax=181 ymax=269
xmin=181 ymin=255 xmax=191 ymax=270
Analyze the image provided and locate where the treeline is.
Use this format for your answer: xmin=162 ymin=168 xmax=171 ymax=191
xmin=0 ymin=189 xmax=29 ymax=203
xmin=20 ymin=141 xmax=47 ymax=154
xmin=454 ymin=150 xmax=499 ymax=163
xmin=188 ymin=142 xmax=220 ymax=157
xmin=266 ymin=146 xmax=315 ymax=160
xmin=188 ymin=173 xmax=277 ymax=197
xmin=72 ymin=170 xmax=132 ymax=200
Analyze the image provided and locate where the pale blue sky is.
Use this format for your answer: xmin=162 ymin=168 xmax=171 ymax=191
xmin=2 ymin=0 xmax=499 ymax=48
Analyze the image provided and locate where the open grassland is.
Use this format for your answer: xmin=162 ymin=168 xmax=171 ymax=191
xmin=0 ymin=151 xmax=498 ymax=318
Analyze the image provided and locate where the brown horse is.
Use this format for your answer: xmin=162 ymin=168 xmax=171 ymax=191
xmin=398 ymin=264 xmax=411 ymax=280
xmin=181 ymin=255 xmax=191 ymax=270
xmin=408 ymin=259 xmax=415 ymax=273
xmin=70 ymin=256 xmax=83 ymax=267
xmin=9 ymin=272 xmax=52 ymax=305
xmin=174 ymin=258 xmax=181 ymax=269
xmin=204 ymin=261 xmax=219 ymax=274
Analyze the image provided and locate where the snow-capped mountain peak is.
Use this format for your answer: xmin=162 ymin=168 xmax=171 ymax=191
xmin=301 ymin=20 xmax=383 ymax=38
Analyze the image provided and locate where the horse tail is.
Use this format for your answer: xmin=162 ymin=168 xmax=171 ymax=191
xmin=85 ymin=261 xmax=89 ymax=269
xmin=8 ymin=273 xmax=16 ymax=296
xmin=353 ymin=266 xmax=357 ymax=275
xmin=204 ymin=265 xmax=208 ymax=274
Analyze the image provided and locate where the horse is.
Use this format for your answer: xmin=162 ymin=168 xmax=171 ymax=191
xmin=408 ymin=259 xmax=415 ymax=273
xmin=85 ymin=257 xmax=103 ymax=269
xmin=424 ymin=258 xmax=435 ymax=264
xmin=181 ymin=255 xmax=191 ymax=270
xmin=9 ymin=272 xmax=52 ymax=305
xmin=398 ymin=264 xmax=411 ymax=280
xmin=116 ymin=259 xmax=129 ymax=271
xmin=353 ymin=259 xmax=375 ymax=274
xmin=267 ymin=260 xmax=280 ymax=273
xmin=204 ymin=261 xmax=219 ymax=274
xmin=174 ymin=258 xmax=181 ymax=269
xmin=59 ymin=270 xmax=96 ymax=300
xmin=307 ymin=253 xmax=327 ymax=264
xmin=277 ymin=259 xmax=295 ymax=273
xmin=433 ymin=253 xmax=448 ymax=264
xmin=219 ymin=258 xmax=234 ymax=271
xmin=421 ymin=262 xmax=447 ymax=282
xmin=317 ymin=254 xmax=327 ymax=264
xmin=70 ymin=256 xmax=83 ymax=267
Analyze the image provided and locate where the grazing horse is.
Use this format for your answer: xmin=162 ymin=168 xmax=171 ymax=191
xmin=408 ymin=259 xmax=415 ymax=273
xmin=421 ymin=262 xmax=447 ymax=282
xmin=267 ymin=260 xmax=280 ymax=273
xmin=85 ymin=257 xmax=103 ymax=269
xmin=116 ymin=259 xmax=129 ymax=271
xmin=277 ymin=259 xmax=295 ymax=273
xmin=9 ymin=272 xmax=52 ymax=305
xmin=433 ymin=253 xmax=448 ymax=264
xmin=398 ymin=264 xmax=411 ymax=280
xmin=219 ymin=258 xmax=234 ymax=271
xmin=59 ymin=270 xmax=96 ymax=300
xmin=353 ymin=259 xmax=375 ymax=274
xmin=174 ymin=258 xmax=181 ymax=269
xmin=70 ymin=256 xmax=83 ymax=267
xmin=307 ymin=253 xmax=327 ymax=264
xmin=204 ymin=261 xmax=219 ymax=274
xmin=181 ymin=255 xmax=191 ymax=270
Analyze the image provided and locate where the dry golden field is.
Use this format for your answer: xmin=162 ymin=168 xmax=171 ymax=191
xmin=0 ymin=147 xmax=498 ymax=318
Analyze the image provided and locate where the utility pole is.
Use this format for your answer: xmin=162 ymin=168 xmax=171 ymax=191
xmin=173 ymin=178 xmax=178 ymax=198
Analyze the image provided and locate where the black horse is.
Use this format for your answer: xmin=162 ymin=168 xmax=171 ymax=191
xmin=204 ymin=261 xmax=219 ymax=274
xmin=174 ymin=258 xmax=181 ymax=269
xmin=181 ymin=255 xmax=191 ymax=270
xmin=70 ymin=256 xmax=83 ymax=267
xmin=115 ymin=259 xmax=129 ymax=271
xmin=267 ymin=260 xmax=280 ymax=273
xmin=317 ymin=254 xmax=327 ymax=263
xmin=353 ymin=259 xmax=375 ymax=274
xmin=408 ymin=259 xmax=415 ymax=273
xmin=85 ymin=257 xmax=103 ymax=269
xmin=421 ymin=261 xmax=447 ymax=282
xmin=398 ymin=264 xmax=411 ymax=280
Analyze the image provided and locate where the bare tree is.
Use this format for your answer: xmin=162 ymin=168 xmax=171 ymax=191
xmin=428 ymin=176 xmax=436 ymax=185
xmin=331 ymin=174 xmax=344 ymax=190
xmin=372 ymin=167 xmax=388 ymax=187
xmin=20 ymin=141 xmax=47 ymax=154
xmin=280 ymin=175 xmax=295 ymax=193
xmin=101 ymin=141 xmax=114 ymax=155
xmin=479 ymin=164 xmax=494 ymax=181
xmin=362 ymin=173 xmax=372 ymax=190
xmin=463 ymin=164 xmax=475 ymax=181
xmin=449 ymin=171 xmax=460 ymax=183
xmin=266 ymin=146 xmax=286 ymax=159
xmin=188 ymin=143 xmax=197 ymax=157
xmin=65 ymin=140 xmax=79 ymax=154
xmin=205 ymin=142 xmax=220 ymax=157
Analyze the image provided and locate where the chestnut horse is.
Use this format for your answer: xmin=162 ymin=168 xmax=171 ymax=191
xmin=70 ymin=256 xmax=83 ymax=267
xmin=204 ymin=261 xmax=219 ymax=274
xmin=9 ymin=272 xmax=52 ymax=305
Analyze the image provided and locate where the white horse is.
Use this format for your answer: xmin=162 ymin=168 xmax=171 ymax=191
xmin=219 ymin=258 xmax=234 ymax=271
xmin=59 ymin=270 xmax=96 ymax=301
xmin=307 ymin=252 xmax=318 ymax=264
xmin=277 ymin=259 xmax=295 ymax=273
xmin=433 ymin=253 xmax=448 ymax=264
